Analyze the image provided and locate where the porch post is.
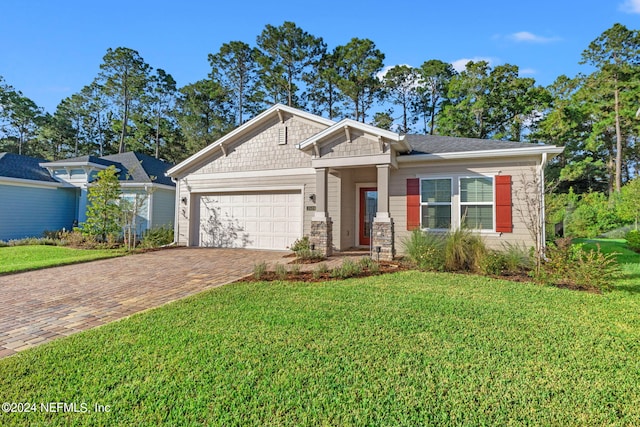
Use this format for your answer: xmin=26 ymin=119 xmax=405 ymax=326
xmin=372 ymin=164 xmax=395 ymax=260
xmin=376 ymin=164 xmax=390 ymax=218
xmin=310 ymin=167 xmax=333 ymax=257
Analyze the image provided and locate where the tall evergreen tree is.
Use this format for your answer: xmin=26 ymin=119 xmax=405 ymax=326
xmin=580 ymin=23 xmax=640 ymax=193
xmin=256 ymin=21 xmax=325 ymax=108
xmin=413 ymin=59 xmax=456 ymax=135
xmin=382 ymin=65 xmax=419 ymax=133
xmin=303 ymin=50 xmax=344 ymax=119
xmin=175 ymin=79 xmax=234 ymax=156
xmin=209 ymin=41 xmax=260 ymax=126
xmin=334 ymin=38 xmax=385 ymax=122
xmin=97 ymin=47 xmax=151 ymax=153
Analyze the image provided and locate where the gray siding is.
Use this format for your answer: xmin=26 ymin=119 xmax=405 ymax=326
xmin=151 ymin=188 xmax=175 ymax=229
xmin=0 ymin=183 xmax=77 ymax=241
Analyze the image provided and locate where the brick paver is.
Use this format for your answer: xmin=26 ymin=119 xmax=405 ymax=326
xmin=0 ymin=247 xmax=288 ymax=358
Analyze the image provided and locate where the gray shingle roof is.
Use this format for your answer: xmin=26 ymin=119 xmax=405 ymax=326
xmin=43 ymin=155 xmax=115 ymax=167
xmin=2 ymin=152 xmax=175 ymax=186
xmin=402 ymin=134 xmax=544 ymax=155
xmin=100 ymin=152 xmax=174 ymax=186
xmin=0 ymin=153 xmax=58 ymax=182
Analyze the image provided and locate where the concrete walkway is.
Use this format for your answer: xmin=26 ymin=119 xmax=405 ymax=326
xmin=0 ymin=248 xmax=288 ymax=358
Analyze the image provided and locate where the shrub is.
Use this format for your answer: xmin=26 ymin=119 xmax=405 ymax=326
xmin=331 ymin=259 xmax=363 ymax=279
xmin=501 ymin=242 xmax=533 ymax=274
xmin=536 ymin=238 xmax=620 ymax=291
xmin=313 ymin=263 xmax=329 ymax=279
xmin=6 ymin=237 xmax=59 ymax=247
xmin=289 ymin=236 xmax=310 ymax=252
xmin=59 ymin=229 xmax=97 ymax=249
xmin=290 ymin=263 xmax=301 ymax=275
xmin=358 ymin=257 xmax=381 ymax=274
xmin=625 ymin=230 xmax=640 ymax=253
xmin=274 ymin=263 xmax=288 ymax=280
xmin=402 ymin=229 xmax=445 ymax=271
xmin=140 ymin=226 xmax=174 ymax=249
xmin=480 ymin=251 xmax=508 ymax=276
xmin=289 ymin=236 xmax=324 ymax=261
xmin=253 ymin=262 xmax=267 ymax=280
xmin=566 ymin=191 xmax=624 ymax=238
xmin=443 ymin=228 xmax=486 ymax=273
xmin=295 ymin=248 xmax=325 ymax=261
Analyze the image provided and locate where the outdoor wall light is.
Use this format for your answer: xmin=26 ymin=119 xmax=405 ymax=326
xmin=309 ymin=194 xmax=316 ymax=202
xmin=310 ymin=243 xmax=316 ymax=251
xmin=181 ymin=197 xmax=187 ymax=205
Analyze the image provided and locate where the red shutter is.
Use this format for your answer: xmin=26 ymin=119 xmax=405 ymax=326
xmin=495 ymin=175 xmax=512 ymax=233
xmin=406 ymin=178 xmax=420 ymax=230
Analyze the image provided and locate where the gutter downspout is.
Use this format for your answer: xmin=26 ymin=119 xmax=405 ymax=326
xmin=540 ymin=153 xmax=547 ymax=255
xmin=168 ymin=176 xmax=180 ymax=246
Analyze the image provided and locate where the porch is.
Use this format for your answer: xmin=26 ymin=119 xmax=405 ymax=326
xmin=309 ymin=163 xmax=396 ymax=260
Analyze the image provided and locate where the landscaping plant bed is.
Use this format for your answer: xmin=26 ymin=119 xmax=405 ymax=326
xmin=240 ymin=259 xmax=410 ymax=283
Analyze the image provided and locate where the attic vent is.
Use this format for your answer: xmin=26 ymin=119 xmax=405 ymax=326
xmin=278 ymin=126 xmax=288 ymax=145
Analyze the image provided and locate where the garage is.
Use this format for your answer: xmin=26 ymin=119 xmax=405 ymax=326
xmin=197 ymin=190 xmax=302 ymax=250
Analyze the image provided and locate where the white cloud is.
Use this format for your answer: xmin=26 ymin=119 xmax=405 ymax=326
xmin=450 ymin=57 xmax=496 ymax=73
xmin=508 ymin=31 xmax=560 ymax=43
xmin=376 ymin=64 xmax=412 ymax=80
xmin=620 ymin=0 xmax=640 ymax=13
xmin=519 ymin=68 xmax=536 ymax=75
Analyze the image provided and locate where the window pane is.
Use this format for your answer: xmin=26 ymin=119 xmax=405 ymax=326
xmin=421 ymin=179 xmax=451 ymax=203
xmin=422 ymin=205 xmax=451 ymax=229
xmin=460 ymin=177 xmax=493 ymax=203
xmin=461 ymin=205 xmax=493 ymax=230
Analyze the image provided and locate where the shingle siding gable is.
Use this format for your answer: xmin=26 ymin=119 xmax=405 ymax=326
xmin=192 ymin=116 xmax=323 ymax=175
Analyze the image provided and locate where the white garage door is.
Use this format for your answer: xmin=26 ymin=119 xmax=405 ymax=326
xmin=198 ymin=190 xmax=302 ymax=250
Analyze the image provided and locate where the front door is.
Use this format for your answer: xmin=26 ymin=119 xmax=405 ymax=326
xmin=359 ymin=187 xmax=377 ymax=246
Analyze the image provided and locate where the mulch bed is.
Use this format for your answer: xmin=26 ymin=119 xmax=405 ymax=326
xmin=238 ymin=261 xmax=409 ymax=283
xmin=238 ymin=258 xmax=601 ymax=293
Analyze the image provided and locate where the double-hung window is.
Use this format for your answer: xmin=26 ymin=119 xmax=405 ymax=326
xmin=420 ymin=178 xmax=452 ymax=230
xmin=460 ymin=177 xmax=493 ymax=230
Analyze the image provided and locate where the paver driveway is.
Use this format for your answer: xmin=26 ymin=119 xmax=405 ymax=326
xmin=0 ymin=247 xmax=288 ymax=358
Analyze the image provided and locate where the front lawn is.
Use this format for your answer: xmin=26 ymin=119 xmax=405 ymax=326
xmin=0 ymin=272 xmax=639 ymax=425
xmin=0 ymin=245 xmax=125 ymax=274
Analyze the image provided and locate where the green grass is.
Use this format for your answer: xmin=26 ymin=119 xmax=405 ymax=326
xmin=1 ymin=272 xmax=639 ymax=425
xmin=576 ymin=238 xmax=640 ymax=291
xmin=0 ymin=245 xmax=124 ymax=274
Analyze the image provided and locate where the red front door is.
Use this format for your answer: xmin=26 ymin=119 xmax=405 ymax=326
xmin=359 ymin=187 xmax=377 ymax=246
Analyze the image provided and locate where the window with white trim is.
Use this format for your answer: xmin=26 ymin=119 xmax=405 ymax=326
xmin=460 ymin=177 xmax=494 ymax=230
xmin=420 ymin=178 xmax=452 ymax=230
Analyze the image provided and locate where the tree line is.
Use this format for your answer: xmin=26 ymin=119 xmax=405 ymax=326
xmin=1 ymin=22 xmax=639 ymax=206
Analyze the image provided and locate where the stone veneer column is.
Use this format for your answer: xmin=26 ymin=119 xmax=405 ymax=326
xmin=310 ymin=218 xmax=333 ymax=257
xmin=372 ymin=164 xmax=394 ymax=260
xmin=310 ymin=167 xmax=333 ymax=257
xmin=372 ymin=219 xmax=395 ymax=261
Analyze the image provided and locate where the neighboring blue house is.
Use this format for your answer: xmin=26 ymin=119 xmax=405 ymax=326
xmin=0 ymin=152 xmax=175 ymax=241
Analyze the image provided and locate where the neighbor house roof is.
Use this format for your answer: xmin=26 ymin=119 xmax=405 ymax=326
xmin=41 ymin=152 xmax=175 ymax=187
xmin=0 ymin=153 xmax=59 ymax=183
xmin=100 ymin=152 xmax=175 ymax=186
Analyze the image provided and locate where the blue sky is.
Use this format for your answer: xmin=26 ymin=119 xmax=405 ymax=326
xmin=2 ymin=0 xmax=639 ymax=114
